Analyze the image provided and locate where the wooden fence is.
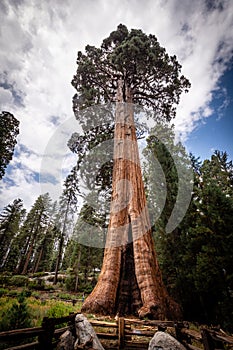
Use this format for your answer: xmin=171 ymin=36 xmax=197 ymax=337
xmin=0 ymin=313 xmax=233 ymax=350
xmin=0 ymin=313 xmax=77 ymax=350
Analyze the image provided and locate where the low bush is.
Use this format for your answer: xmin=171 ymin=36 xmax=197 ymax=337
xmin=58 ymin=292 xmax=74 ymax=300
xmin=0 ymin=292 xmax=32 ymax=331
xmin=65 ymin=275 xmax=75 ymax=291
xmin=0 ymin=288 xmax=8 ymax=297
xmin=0 ymin=274 xmax=11 ymax=286
xmin=0 ymin=294 xmax=81 ymax=332
xmin=28 ymin=279 xmax=45 ymax=291
xmin=8 ymin=275 xmax=29 ymax=287
xmin=31 ymin=291 xmax=40 ymax=299
xmin=43 ymin=285 xmax=55 ymax=291
xmin=46 ymin=301 xmax=74 ymax=319
xmin=83 ymin=285 xmax=93 ymax=294
xmin=23 ymin=289 xmax=32 ymax=297
xmin=7 ymin=290 xmax=21 ymax=297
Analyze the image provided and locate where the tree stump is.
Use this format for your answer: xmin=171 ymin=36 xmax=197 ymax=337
xmin=57 ymin=330 xmax=75 ymax=350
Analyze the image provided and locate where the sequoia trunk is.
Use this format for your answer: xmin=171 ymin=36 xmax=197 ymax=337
xmin=81 ymin=80 xmax=181 ymax=319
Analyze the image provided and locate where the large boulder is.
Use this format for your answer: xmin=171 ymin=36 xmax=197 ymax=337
xmin=74 ymin=314 xmax=105 ymax=350
xmin=149 ymin=331 xmax=186 ymax=350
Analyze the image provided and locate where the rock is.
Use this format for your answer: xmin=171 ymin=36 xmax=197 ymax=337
xmin=149 ymin=331 xmax=186 ymax=350
xmin=57 ymin=330 xmax=75 ymax=350
xmin=74 ymin=314 xmax=105 ymax=350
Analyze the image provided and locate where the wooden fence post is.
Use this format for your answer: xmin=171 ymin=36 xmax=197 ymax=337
xmin=201 ymin=329 xmax=215 ymax=350
xmin=68 ymin=312 xmax=76 ymax=338
xmin=118 ymin=317 xmax=125 ymax=350
xmin=38 ymin=317 xmax=55 ymax=350
xmin=174 ymin=322 xmax=186 ymax=345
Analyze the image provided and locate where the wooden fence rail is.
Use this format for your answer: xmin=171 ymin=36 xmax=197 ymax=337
xmin=0 ymin=313 xmax=77 ymax=350
xmin=0 ymin=314 xmax=233 ymax=350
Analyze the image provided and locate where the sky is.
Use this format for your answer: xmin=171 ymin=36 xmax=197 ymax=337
xmin=0 ymin=0 xmax=233 ymax=212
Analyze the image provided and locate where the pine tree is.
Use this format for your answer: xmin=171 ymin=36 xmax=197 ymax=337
xmin=162 ymin=151 xmax=233 ymax=328
xmin=32 ymin=200 xmax=58 ymax=273
xmin=0 ymin=199 xmax=25 ymax=270
xmin=16 ymin=193 xmax=52 ymax=274
xmin=63 ymin=204 xmax=104 ymax=292
xmin=0 ymin=111 xmax=20 ymax=180
xmin=192 ymin=151 xmax=233 ymax=324
xmin=53 ymin=166 xmax=79 ymax=284
xmin=143 ymin=125 xmax=192 ymax=299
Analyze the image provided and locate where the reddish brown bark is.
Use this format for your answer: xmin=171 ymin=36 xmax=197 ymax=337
xmin=81 ymin=81 xmax=181 ymax=319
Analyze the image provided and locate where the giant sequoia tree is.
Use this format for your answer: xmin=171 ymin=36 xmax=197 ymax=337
xmin=72 ymin=24 xmax=190 ymax=319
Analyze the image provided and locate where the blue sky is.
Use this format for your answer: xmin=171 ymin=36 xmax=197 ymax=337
xmin=185 ymin=59 xmax=233 ymax=161
xmin=0 ymin=0 xmax=233 ymax=211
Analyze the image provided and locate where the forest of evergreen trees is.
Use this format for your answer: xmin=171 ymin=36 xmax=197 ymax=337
xmin=1 ymin=145 xmax=233 ymax=330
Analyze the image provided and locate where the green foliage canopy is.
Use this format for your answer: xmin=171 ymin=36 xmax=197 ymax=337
xmin=72 ymin=23 xmax=190 ymax=121
xmin=0 ymin=111 xmax=19 ymax=180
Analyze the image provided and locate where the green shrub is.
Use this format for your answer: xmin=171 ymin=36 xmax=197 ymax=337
xmin=43 ymin=285 xmax=55 ymax=291
xmin=23 ymin=289 xmax=32 ymax=298
xmin=28 ymin=279 xmax=45 ymax=290
xmin=0 ymin=288 xmax=8 ymax=297
xmin=7 ymin=290 xmax=21 ymax=297
xmin=58 ymin=293 xmax=73 ymax=300
xmin=84 ymin=285 xmax=93 ymax=294
xmin=65 ymin=275 xmax=75 ymax=291
xmin=9 ymin=275 xmax=29 ymax=287
xmin=0 ymin=274 xmax=11 ymax=286
xmin=46 ymin=302 xmax=74 ymax=319
xmin=0 ymin=292 xmax=32 ymax=331
xmin=31 ymin=291 xmax=40 ymax=299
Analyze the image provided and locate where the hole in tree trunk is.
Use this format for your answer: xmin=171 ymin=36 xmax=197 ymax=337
xmin=115 ymin=219 xmax=143 ymax=316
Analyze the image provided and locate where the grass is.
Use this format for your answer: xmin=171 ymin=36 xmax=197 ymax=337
xmin=30 ymin=298 xmax=80 ymax=326
xmin=0 ymin=291 xmax=83 ymax=329
xmin=0 ymin=297 xmax=16 ymax=319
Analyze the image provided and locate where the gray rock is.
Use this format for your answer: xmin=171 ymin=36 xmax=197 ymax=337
xmin=74 ymin=313 xmax=105 ymax=350
xmin=149 ymin=331 xmax=186 ymax=350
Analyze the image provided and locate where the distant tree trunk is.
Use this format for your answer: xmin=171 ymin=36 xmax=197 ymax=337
xmin=16 ymin=228 xmax=33 ymax=274
xmin=53 ymin=201 xmax=70 ymax=284
xmin=21 ymin=234 xmax=37 ymax=275
xmin=22 ymin=215 xmax=42 ymax=275
xmin=54 ymin=235 xmax=64 ymax=284
xmin=33 ymin=219 xmax=54 ymax=274
xmin=81 ymin=80 xmax=181 ymax=319
xmin=32 ymin=244 xmax=44 ymax=274
xmin=0 ymin=239 xmax=13 ymax=269
xmin=74 ymin=249 xmax=81 ymax=292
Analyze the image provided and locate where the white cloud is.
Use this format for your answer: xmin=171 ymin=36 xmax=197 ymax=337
xmin=169 ymin=0 xmax=233 ymax=139
xmin=0 ymin=0 xmax=233 ymax=211
xmin=0 ymin=87 xmax=13 ymax=106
